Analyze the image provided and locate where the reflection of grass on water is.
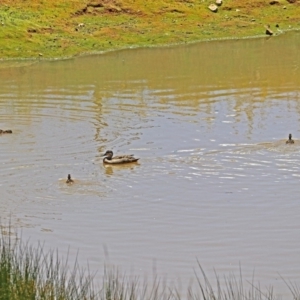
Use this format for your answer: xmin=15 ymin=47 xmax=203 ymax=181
xmin=0 ymin=230 xmax=299 ymax=300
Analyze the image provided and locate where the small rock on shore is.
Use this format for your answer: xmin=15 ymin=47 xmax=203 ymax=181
xmin=208 ymin=4 xmax=218 ymax=12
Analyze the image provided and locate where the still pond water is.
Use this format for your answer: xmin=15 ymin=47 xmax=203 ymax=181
xmin=1 ymin=32 xmax=300 ymax=297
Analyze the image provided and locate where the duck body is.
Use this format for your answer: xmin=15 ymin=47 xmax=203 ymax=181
xmin=286 ymin=134 xmax=294 ymax=144
xmin=102 ymin=150 xmax=139 ymax=164
xmin=0 ymin=129 xmax=12 ymax=134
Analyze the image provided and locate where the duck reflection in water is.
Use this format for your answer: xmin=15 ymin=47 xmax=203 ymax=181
xmin=286 ymin=134 xmax=294 ymax=144
xmin=104 ymin=163 xmax=139 ymax=176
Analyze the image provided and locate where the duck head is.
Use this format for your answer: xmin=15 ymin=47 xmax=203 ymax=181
xmin=102 ymin=150 xmax=113 ymax=160
xmin=289 ymin=134 xmax=292 ymax=140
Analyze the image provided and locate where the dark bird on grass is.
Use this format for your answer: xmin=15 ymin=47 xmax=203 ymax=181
xmin=265 ymin=25 xmax=273 ymax=36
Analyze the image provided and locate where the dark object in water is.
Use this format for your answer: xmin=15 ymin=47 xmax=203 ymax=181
xmin=66 ymin=174 xmax=74 ymax=183
xmin=286 ymin=133 xmax=294 ymax=144
xmin=0 ymin=129 xmax=12 ymax=134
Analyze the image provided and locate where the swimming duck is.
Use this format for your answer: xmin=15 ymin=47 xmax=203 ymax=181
xmin=0 ymin=129 xmax=12 ymax=134
xmin=102 ymin=150 xmax=139 ymax=164
xmin=286 ymin=134 xmax=294 ymax=144
xmin=66 ymin=174 xmax=74 ymax=184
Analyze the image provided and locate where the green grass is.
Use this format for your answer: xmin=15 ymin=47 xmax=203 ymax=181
xmin=1 ymin=227 xmax=300 ymax=300
xmin=0 ymin=0 xmax=300 ymax=59
xmin=0 ymin=229 xmax=97 ymax=299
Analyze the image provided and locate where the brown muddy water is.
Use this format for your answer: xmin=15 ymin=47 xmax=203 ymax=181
xmin=1 ymin=32 xmax=300 ymax=297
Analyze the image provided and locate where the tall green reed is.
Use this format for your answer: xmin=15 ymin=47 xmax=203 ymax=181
xmin=0 ymin=227 xmax=299 ymax=300
xmin=0 ymin=227 xmax=97 ymax=300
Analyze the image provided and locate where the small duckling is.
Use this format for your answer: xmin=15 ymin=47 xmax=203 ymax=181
xmin=286 ymin=133 xmax=294 ymax=144
xmin=66 ymin=174 xmax=74 ymax=184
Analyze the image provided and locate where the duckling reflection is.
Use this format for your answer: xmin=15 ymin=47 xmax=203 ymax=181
xmin=102 ymin=150 xmax=139 ymax=164
xmin=66 ymin=174 xmax=74 ymax=184
xmin=286 ymin=134 xmax=294 ymax=144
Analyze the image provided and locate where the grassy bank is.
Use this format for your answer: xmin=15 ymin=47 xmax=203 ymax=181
xmin=0 ymin=0 xmax=300 ymax=59
xmin=0 ymin=230 xmax=300 ymax=300
xmin=0 ymin=233 xmax=96 ymax=299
